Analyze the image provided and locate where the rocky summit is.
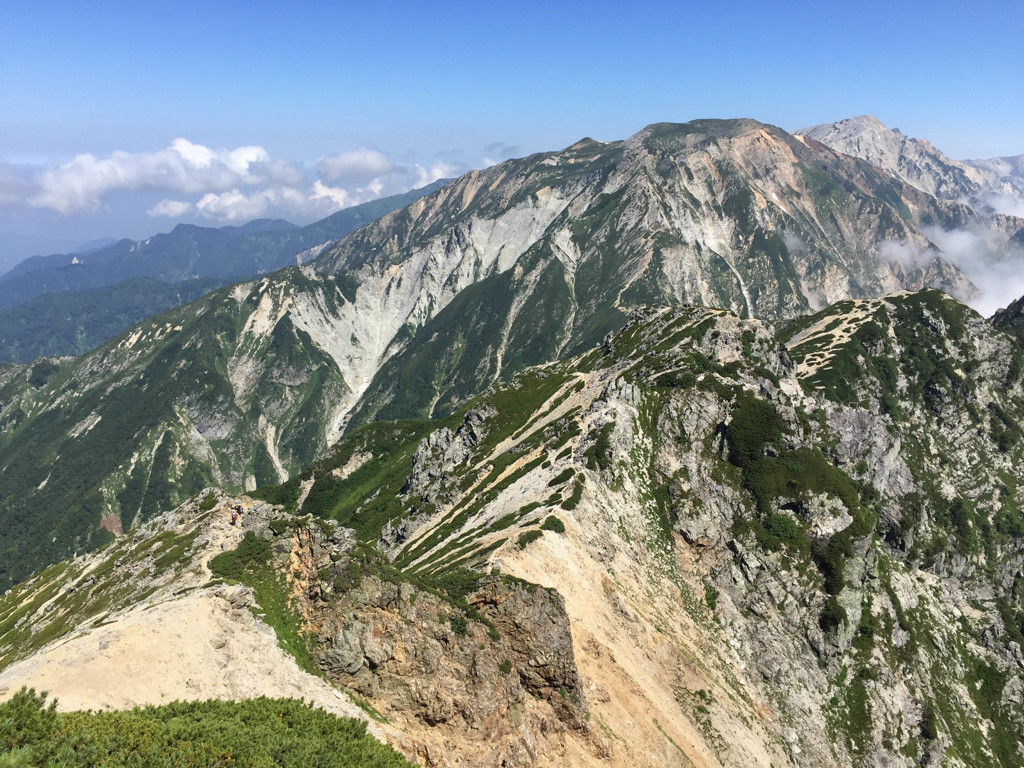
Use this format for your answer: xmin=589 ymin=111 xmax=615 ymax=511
xmin=797 ymin=116 xmax=1024 ymax=226
xmin=1 ymin=118 xmax=1023 ymax=767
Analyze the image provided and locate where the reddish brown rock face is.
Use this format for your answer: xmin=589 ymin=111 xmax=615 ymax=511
xmin=275 ymin=521 xmax=588 ymax=767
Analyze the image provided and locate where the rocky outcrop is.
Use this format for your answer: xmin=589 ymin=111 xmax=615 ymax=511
xmin=403 ymin=408 xmax=493 ymax=505
xmin=282 ymin=296 xmax=1024 ymax=767
xmin=267 ymin=518 xmax=589 ymax=767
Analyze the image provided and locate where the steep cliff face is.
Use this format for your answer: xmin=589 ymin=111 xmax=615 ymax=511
xmin=334 ymin=119 xmax=978 ymax=423
xmin=273 ymin=520 xmax=588 ymax=767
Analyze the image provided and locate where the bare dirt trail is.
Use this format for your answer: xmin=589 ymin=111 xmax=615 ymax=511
xmin=0 ymin=498 xmax=369 ymax=728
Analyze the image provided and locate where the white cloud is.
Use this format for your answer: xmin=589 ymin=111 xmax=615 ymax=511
xmin=782 ymin=231 xmax=806 ymax=253
xmin=147 ymin=199 xmax=193 ymax=218
xmin=315 ymin=150 xmax=458 ymax=202
xmin=977 ymin=191 xmax=1024 ymax=218
xmin=195 ymin=190 xmax=271 ymax=222
xmin=4 ymin=138 xmax=465 ymax=228
xmin=922 ymin=224 xmax=1024 ymax=316
xmin=194 ymin=186 xmax=314 ymax=223
xmin=311 ymin=159 xmax=457 ymax=212
xmin=261 ymin=158 xmax=307 ymax=187
xmin=877 ymin=239 xmax=933 ymax=268
xmin=316 ymin=149 xmax=396 ymax=183
xmin=311 ymin=180 xmax=357 ymax=209
xmin=29 ymin=139 xmax=272 ymax=213
xmin=410 ymin=161 xmax=459 ymax=189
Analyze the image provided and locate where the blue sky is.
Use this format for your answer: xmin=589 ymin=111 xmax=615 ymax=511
xmin=2 ymin=0 xmax=1022 ymax=264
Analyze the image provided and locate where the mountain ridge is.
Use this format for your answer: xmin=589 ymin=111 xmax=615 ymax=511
xmin=796 ymin=115 xmax=1024 ymax=215
xmin=0 ymin=180 xmax=448 ymax=315
xmin=0 ymin=118 xmax=1005 ymax=591
xmin=3 ymin=286 xmax=1023 ymax=766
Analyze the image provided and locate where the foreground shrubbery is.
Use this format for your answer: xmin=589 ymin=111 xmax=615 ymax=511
xmin=0 ymin=688 xmax=413 ymax=767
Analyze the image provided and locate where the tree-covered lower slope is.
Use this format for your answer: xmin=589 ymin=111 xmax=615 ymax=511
xmin=0 ymin=689 xmax=413 ymax=768
xmin=0 ymin=276 xmax=231 ymax=364
xmin=0 ymin=270 xmax=356 ymax=591
xmin=249 ymin=290 xmax=1024 ymax=766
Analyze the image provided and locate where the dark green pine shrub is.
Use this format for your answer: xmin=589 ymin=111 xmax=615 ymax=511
xmin=585 ymin=423 xmax=615 ymax=471
xmin=561 ymin=478 xmax=585 ymax=510
xmin=450 ymin=615 xmax=468 ymax=635
xmin=547 ymin=468 xmax=575 ymax=487
xmin=517 ymin=530 xmax=544 ymax=549
xmin=819 ymin=595 xmax=847 ymax=632
xmin=0 ymin=688 xmax=415 ymax=767
xmin=540 ymin=515 xmax=566 ymax=533
xmin=208 ymin=531 xmax=271 ymax=581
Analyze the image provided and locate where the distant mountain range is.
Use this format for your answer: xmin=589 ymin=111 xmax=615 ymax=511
xmin=6 ymin=117 xmax=1024 ymax=368
xmin=0 ymin=181 xmax=447 ymax=362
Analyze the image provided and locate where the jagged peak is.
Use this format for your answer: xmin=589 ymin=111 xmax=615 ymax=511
xmin=796 ymin=114 xmax=890 ymax=136
xmin=992 ymin=291 xmax=1024 ymax=336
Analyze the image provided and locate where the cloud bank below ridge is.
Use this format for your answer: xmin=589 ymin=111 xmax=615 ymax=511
xmin=7 ymin=139 xmax=520 ymax=226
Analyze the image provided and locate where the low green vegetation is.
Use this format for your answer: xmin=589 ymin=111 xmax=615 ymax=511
xmin=541 ymin=515 xmax=566 ymax=533
xmin=255 ymin=367 xmax=572 ymax=570
xmin=584 ymin=422 xmax=615 ymax=471
xmin=517 ymin=530 xmax=544 ymax=549
xmin=0 ymin=255 xmax=366 ymax=593
xmin=209 ymin=531 xmax=317 ymax=673
xmin=988 ymin=401 xmax=1022 ymax=454
xmin=0 ymin=687 xmax=414 ymax=767
xmin=253 ymin=418 xmax=441 ymax=539
xmin=788 ymin=292 xmax=981 ymax=421
xmin=548 ymin=467 xmax=575 ymax=487
xmin=561 ymin=477 xmax=585 ymax=510
xmin=724 ymin=391 xmax=876 ymax=627
xmin=208 ymin=531 xmax=271 ymax=581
